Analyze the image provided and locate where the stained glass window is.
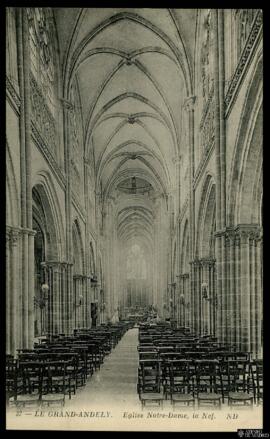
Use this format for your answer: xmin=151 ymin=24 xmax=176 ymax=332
xmin=126 ymin=244 xmax=147 ymax=280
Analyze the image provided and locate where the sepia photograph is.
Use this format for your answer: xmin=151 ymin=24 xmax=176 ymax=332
xmin=5 ymin=7 xmax=263 ymax=432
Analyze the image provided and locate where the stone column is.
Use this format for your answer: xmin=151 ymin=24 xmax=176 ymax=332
xmin=255 ymin=232 xmax=262 ymax=358
xmin=221 ymin=234 xmax=227 ymax=344
xmin=16 ymin=8 xmax=27 ymax=229
xmin=6 ymin=226 xmax=35 ymax=355
xmin=193 ymin=260 xmax=201 ymax=335
xmin=46 ymin=262 xmax=54 ymax=336
xmin=239 ymin=228 xmax=251 ymax=352
xmin=191 ymin=261 xmax=197 ymax=334
xmin=175 ymin=275 xmax=180 ymax=327
xmin=6 ymin=227 xmax=21 ymax=355
xmin=53 ymin=263 xmax=60 ymax=334
xmin=27 ymin=230 xmax=35 ymax=348
xmin=88 ymin=276 xmax=92 ymax=326
xmin=19 ymin=228 xmax=35 ymax=349
xmin=201 ymin=260 xmax=208 ymax=335
xmin=206 ymin=260 xmax=213 ymax=335
xmin=184 ymin=96 xmax=196 ymax=255
xmin=6 ymin=230 xmax=11 ymax=354
xmin=21 ymin=230 xmax=29 ymax=347
xmin=15 ymin=10 xmax=36 ymax=351
xmin=235 ymin=233 xmax=241 ymax=350
xmin=66 ymin=265 xmax=73 ymax=330
xmin=81 ymin=276 xmax=86 ymax=328
xmin=78 ymin=276 xmax=82 ymax=328
xmin=81 ymin=275 xmax=86 ymax=327
xmin=61 ymin=93 xmax=73 ymax=330
xmin=182 ymin=274 xmax=190 ymax=328
xmin=57 ymin=261 xmax=70 ymax=335
xmin=58 ymin=263 xmax=62 ymax=334
xmin=6 ymin=8 xmax=18 ymax=84
xmin=230 ymin=232 xmax=236 ymax=347
xmin=250 ymin=232 xmax=256 ymax=357
xmin=178 ymin=275 xmax=183 ymax=327
xmin=212 ymin=263 xmax=217 ymax=337
xmin=190 ymin=262 xmax=195 ymax=332
xmin=215 ymin=233 xmax=223 ymax=343
xmin=213 ymin=9 xmax=227 ymax=347
xmin=199 ymin=261 xmax=203 ymax=337
xmin=73 ymin=275 xmax=79 ymax=329
xmin=225 ymin=230 xmax=234 ymax=346
xmin=41 ymin=261 xmax=71 ymax=337
xmin=185 ymin=274 xmax=191 ymax=328
xmin=228 ymin=224 xmax=261 ymax=354
xmin=208 ymin=261 xmax=213 ymax=335
xmin=184 ymin=97 xmax=196 ymax=332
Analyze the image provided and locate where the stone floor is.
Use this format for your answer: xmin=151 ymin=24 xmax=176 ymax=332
xmin=65 ymin=327 xmax=141 ymax=410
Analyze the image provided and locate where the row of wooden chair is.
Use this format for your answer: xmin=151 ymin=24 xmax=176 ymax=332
xmin=137 ymin=324 xmax=263 ymax=409
xmin=6 ymin=321 xmax=132 ymax=408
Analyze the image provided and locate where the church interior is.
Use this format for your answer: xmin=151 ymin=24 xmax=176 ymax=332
xmin=6 ymin=8 xmax=263 ymax=414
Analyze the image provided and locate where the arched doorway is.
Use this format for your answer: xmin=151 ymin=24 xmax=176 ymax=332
xmin=32 ymin=182 xmax=61 ymax=338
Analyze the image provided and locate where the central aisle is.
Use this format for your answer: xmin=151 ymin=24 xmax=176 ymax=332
xmin=66 ymin=327 xmax=140 ymax=410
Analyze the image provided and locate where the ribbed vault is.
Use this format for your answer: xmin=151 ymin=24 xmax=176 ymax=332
xmin=57 ymin=8 xmax=194 ymax=311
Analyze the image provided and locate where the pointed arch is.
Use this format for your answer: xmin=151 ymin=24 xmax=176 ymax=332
xmin=227 ymin=55 xmax=263 ymax=226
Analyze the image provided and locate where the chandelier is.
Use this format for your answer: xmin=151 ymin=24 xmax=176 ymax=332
xmin=118 ymin=177 xmax=152 ymax=195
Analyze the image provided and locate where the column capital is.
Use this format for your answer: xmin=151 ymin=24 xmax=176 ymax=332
xmin=6 ymin=225 xmax=21 ymax=233
xmin=42 ymin=261 xmax=68 ymax=270
xmin=201 ymin=257 xmax=216 ymax=266
xmin=57 ymin=262 xmax=69 ymax=269
xmin=10 ymin=229 xmax=20 ymax=245
xmin=179 ymin=273 xmax=189 ymax=279
xmin=190 ymin=257 xmax=215 ymax=267
xmin=190 ymin=258 xmax=201 ymax=267
xmin=6 ymin=225 xmax=36 ymax=242
xmin=225 ymin=228 xmax=236 ymax=246
xmin=216 ymin=224 xmax=263 ymax=244
xmin=21 ymin=227 xmax=36 ymax=237
xmin=183 ymin=96 xmax=197 ymax=112
xmin=73 ymin=274 xmax=84 ymax=280
xmin=235 ymin=224 xmax=262 ymax=243
xmin=6 ymin=225 xmax=19 ymax=240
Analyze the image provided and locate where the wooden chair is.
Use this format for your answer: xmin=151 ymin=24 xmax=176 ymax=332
xmin=138 ymin=360 xmax=164 ymax=408
xmin=169 ymin=360 xmax=195 ymax=408
xmin=250 ymin=360 xmax=263 ymax=405
xmin=227 ymin=360 xmax=254 ymax=408
xmin=138 ymin=360 xmax=162 ymax=392
xmin=41 ymin=361 xmax=67 ymax=407
xmin=14 ymin=362 xmax=43 ymax=408
xmin=6 ymin=357 xmax=20 ymax=406
xmin=195 ymin=360 xmax=222 ymax=408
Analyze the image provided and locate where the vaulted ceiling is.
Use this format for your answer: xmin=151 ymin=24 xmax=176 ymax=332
xmin=53 ymin=8 xmax=197 ymax=249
